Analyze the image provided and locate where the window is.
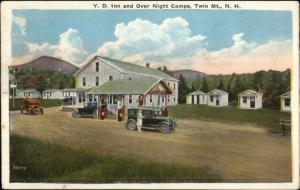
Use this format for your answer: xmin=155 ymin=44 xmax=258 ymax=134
xmin=113 ymin=95 xmax=117 ymax=104
xmin=109 ymin=95 xmax=113 ymax=104
xmin=50 ymin=93 xmax=52 ymax=97
xmin=82 ymin=77 xmax=86 ymax=86
xmin=242 ymin=97 xmax=247 ymax=104
xmin=109 ymin=75 xmax=113 ymax=81
xmin=210 ymin=96 xmax=213 ymax=102
xmin=79 ymin=94 xmax=82 ymax=103
xmin=150 ymin=95 xmax=152 ymax=103
xmin=173 ymin=83 xmax=176 ymax=90
xmin=96 ymin=62 xmax=99 ymax=72
xmin=168 ymin=95 xmax=170 ymax=102
xmin=174 ymin=97 xmax=176 ymax=102
xmin=83 ymin=94 xmax=86 ymax=102
xmin=88 ymin=94 xmax=93 ymax=102
xmin=284 ymin=98 xmax=290 ymax=107
xmin=129 ymin=76 xmax=132 ymax=80
xmin=129 ymin=95 xmax=132 ymax=104
xmin=162 ymin=96 xmax=164 ymax=103
xmin=95 ymin=77 xmax=99 ymax=86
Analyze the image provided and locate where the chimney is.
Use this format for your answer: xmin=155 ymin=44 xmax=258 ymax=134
xmin=146 ymin=63 xmax=150 ymax=68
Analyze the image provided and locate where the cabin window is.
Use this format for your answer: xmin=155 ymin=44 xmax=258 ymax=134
xmin=173 ymin=83 xmax=176 ymax=90
xmin=129 ymin=95 xmax=132 ymax=104
xmin=210 ymin=96 xmax=213 ymax=102
xmin=150 ymin=95 xmax=152 ymax=103
xmin=82 ymin=77 xmax=86 ymax=86
xmin=242 ymin=97 xmax=247 ymax=104
xmin=285 ymin=98 xmax=290 ymax=107
xmin=109 ymin=75 xmax=113 ymax=81
xmin=96 ymin=62 xmax=99 ymax=72
xmin=95 ymin=77 xmax=99 ymax=86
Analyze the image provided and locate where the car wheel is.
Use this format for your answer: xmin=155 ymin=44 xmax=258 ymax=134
xmin=126 ymin=120 xmax=137 ymax=130
xmin=160 ymin=123 xmax=170 ymax=134
xmin=72 ymin=111 xmax=79 ymax=118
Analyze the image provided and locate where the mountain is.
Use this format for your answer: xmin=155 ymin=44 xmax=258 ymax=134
xmin=10 ymin=56 xmax=80 ymax=74
xmin=171 ymin=69 xmax=207 ymax=80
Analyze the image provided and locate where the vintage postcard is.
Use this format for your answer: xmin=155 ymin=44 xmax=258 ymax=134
xmin=1 ymin=1 xmax=299 ymax=189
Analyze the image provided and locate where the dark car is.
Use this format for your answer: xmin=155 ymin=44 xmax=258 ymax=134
xmin=126 ymin=107 xmax=176 ymax=133
xmin=72 ymin=102 xmax=98 ymax=118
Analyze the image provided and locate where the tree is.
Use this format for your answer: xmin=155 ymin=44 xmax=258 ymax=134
xmin=178 ymin=74 xmax=189 ymax=103
xmin=190 ymin=82 xmax=196 ymax=93
xmin=217 ymin=79 xmax=225 ymax=90
xmin=201 ymin=77 xmax=209 ymax=93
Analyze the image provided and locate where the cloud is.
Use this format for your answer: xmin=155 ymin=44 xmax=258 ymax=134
xmin=97 ymin=17 xmax=206 ymax=61
xmin=13 ymin=28 xmax=88 ymax=65
xmin=13 ymin=15 xmax=26 ymax=36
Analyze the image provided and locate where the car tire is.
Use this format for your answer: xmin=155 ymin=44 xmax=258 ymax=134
xmin=160 ymin=123 xmax=170 ymax=134
xmin=72 ymin=111 xmax=79 ymax=118
xmin=126 ymin=120 xmax=137 ymax=130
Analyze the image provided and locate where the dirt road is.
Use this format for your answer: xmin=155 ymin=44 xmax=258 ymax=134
xmin=10 ymin=107 xmax=291 ymax=182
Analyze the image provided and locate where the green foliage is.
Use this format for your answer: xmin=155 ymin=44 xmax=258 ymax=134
xmin=9 ymin=98 xmax=62 ymax=111
xmin=178 ymin=75 xmax=190 ymax=103
xmin=10 ymin=134 xmax=221 ymax=183
xmin=11 ymin=68 xmax=75 ymax=93
xmin=169 ymin=105 xmax=290 ymax=132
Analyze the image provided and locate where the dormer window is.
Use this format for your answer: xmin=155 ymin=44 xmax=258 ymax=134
xmin=109 ymin=75 xmax=113 ymax=81
xmin=95 ymin=77 xmax=99 ymax=86
xmin=96 ymin=62 xmax=99 ymax=72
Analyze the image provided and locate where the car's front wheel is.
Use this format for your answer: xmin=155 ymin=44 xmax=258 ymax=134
xmin=72 ymin=111 xmax=80 ymax=118
xmin=126 ymin=120 xmax=137 ymax=130
xmin=160 ymin=123 xmax=170 ymax=134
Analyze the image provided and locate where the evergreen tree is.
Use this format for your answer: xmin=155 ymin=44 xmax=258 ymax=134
xmin=178 ymin=74 xmax=189 ymax=103
xmin=217 ymin=79 xmax=225 ymax=90
xmin=201 ymin=77 xmax=209 ymax=93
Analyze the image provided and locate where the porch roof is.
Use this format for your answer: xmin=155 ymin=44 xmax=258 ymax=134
xmin=87 ymin=78 xmax=168 ymax=95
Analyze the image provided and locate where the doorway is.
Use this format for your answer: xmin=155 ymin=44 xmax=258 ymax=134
xmin=250 ymin=97 xmax=255 ymax=108
xmin=216 ymin=96 xmax=220 ymax=106
xmin=197 ymin=95 xmax=200 ymax=104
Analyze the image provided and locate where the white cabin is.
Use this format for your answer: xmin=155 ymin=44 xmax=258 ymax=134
xmin=280 ymin=92 xmax=291 ymax=112
xmin=186 ymin=90 xmax=207 ymax=105
xmin=207 ymin=89 xmax=228 ymax=107
xmin=238 ymin=90 xmax=263 ymax=109
xmin=42 ymin=89 xmax=63 ymax=99
xmin=17 ymin=89 xmax=41 ymax=99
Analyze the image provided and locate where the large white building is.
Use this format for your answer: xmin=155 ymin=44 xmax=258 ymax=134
xmin=238 ymin=90 xmax=263 ymax=109
xmin=207 ymin=89 xmax=228 ymax=107
xmin=72 ymin=56 xmax=178 ymax=114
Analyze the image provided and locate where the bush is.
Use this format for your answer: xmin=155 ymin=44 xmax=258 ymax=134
xmin=9 ymin=98 xmax=62 ymax=111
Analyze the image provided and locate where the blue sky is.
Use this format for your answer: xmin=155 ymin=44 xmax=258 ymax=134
xmin=12 ymin=9 xmax=293 ymax=74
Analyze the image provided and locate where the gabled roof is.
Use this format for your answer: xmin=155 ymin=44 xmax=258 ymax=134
xmin=189 ymin=90 xmax=206 ymax=95
xmin=238 ymin=90 xmax=263 ymax=96
xmin=74 ymin=56 xmax=178 ymax=81
xmin=280 ymin=92 xmax=291 ymax=98
xmin=87 ymin=78 xmax=171 ymax=95
xmin=60 ymin=88 xmax=91 ymax=93
xmin=208 ymin=89 xmax=228 ymax=95
xmin=19 ymin=89 xmax=39 ymax=93
xmin=43 ymin=89 xmax=61 ymax=93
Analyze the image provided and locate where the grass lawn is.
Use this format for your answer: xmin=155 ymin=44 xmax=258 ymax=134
xmin=10 ymin=134 xmax=221 ymax=183
xmin=169 ymin=104 xmax=291 ymax=132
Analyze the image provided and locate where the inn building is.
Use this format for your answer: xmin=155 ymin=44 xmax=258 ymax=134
xmin=72 ymin=56 xmax=179 ymax=114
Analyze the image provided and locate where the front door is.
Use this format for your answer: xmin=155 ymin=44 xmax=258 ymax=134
xmin=250 ymin=97 xmax=255 ymax=108
xmin=216 ymin=96 xmax=220 ymax=106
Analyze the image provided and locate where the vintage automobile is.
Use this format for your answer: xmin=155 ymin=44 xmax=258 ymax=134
xmin=72 ymin=102 xmax=98 ymax=118
xmin=126 ymin=107 xmax=176 ymax=133
xmin=20 ymin=98 xmax=44 ymax=115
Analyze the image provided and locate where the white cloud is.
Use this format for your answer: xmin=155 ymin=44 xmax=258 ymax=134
xmin=13 ymin=28 xmax=88 ymax=65
xmin=13 ymin=15 xmax=26 ymax=36
xmin=97 ymin=17 xmax=206 ymax=62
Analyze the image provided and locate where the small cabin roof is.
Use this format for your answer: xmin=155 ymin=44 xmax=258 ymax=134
xmin=189 ymin=90 xmax=206 ymax=95
xmin=207 ymin=89 xmax=228 ymax=95
xmin=43 ymin=89 xmax=61 ymax=93
xmin=280 ymin=92 xmax=290 ymax=98
xmin=238 ymin=90 xmax=262 ymax=96
xmin=19 ymin=89 xmax=39 ymax=93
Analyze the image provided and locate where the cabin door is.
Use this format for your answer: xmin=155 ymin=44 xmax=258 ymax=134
xmin=250 ymin=97 xmax=255 ymax=108
xmin=216 ymin=96 xmax=220 ymax=106
xmin=197 ymin=95 xmax=200 ymax=104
